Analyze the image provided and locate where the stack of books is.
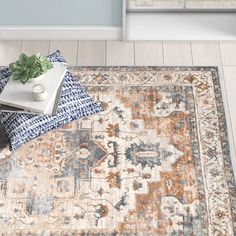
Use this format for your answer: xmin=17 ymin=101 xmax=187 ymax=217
xmin=0 ymin=63 xmax=67 ymax=115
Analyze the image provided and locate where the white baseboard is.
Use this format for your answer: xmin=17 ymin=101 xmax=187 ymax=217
xmin=0 ymin=26 xmax=121 ymax=40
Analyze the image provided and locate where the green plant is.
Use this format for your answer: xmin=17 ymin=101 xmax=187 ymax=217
xmin=9 ymin=53 xmax=53 ymax=84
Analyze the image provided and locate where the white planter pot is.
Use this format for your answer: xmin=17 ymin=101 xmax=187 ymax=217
xmin=31 ymin=74 xmax=45 ymax=83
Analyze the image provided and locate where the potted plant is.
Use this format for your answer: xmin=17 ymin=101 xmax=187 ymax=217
xmin=9 ymin=53 xmax=54 ymax=84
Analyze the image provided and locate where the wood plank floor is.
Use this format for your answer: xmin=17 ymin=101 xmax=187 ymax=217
xmin=0 ymin=40 xmax=236 ymax=173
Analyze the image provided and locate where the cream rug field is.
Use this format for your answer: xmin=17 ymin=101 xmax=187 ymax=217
xmin=0 ymin=67 xmax=235 ymax=235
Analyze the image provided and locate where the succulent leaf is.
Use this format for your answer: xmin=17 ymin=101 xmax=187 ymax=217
xmin=19 ymin=75 xmax=28 ymax=84
xmin=19 ymin=53 xmax=27 ymax=64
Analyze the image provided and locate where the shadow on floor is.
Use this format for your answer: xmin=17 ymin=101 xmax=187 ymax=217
xmin=0 ymin=124 xmax=9 ymax=151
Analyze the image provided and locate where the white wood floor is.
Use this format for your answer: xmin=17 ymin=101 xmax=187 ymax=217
xmin=0 ymin=40 xmax=236 ymax=174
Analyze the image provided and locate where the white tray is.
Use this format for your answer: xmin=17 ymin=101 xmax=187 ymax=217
xmin=0 ymin=63 xmax=67 ymax=114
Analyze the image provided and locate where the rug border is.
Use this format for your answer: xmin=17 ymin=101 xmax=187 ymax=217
xmin=210 ymin=67 xmax=236 ymax=233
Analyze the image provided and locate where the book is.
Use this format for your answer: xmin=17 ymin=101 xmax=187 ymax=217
xmin=0 ymin=77 xmax=64 ymax=115
xmin=0 ymin=63 xmax=67 ymax=115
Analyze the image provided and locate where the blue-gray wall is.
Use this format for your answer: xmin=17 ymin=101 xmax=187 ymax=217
xmin=0 ymin=0 xmax=122 ymax=26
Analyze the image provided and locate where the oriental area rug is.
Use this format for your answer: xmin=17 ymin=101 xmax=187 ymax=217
xmin=0 ymin=67 xmax=236 ymax=235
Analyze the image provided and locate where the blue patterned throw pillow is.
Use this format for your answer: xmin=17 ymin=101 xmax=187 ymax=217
xmin=0 ymin=50 xmax=102 ymax=151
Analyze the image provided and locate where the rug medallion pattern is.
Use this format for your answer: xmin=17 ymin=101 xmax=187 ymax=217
xmin=0 ymin=67 xmax=235 ymax=235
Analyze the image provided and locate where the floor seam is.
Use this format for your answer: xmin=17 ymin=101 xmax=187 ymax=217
xmin=161 ymin=41 xmax=165 ymax=66
xmin=190 ymin=41 xmax=194 ymax=66
xmin=76 ymin=40 xmax=79 ymax=66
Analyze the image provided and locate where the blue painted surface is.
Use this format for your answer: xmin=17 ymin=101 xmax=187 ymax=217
xmin=0 ymin=0 xmax=122 ymax=26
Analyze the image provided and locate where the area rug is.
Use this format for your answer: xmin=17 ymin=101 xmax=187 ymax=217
xmin=0 ymin=67 xmax=236 ymax=235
